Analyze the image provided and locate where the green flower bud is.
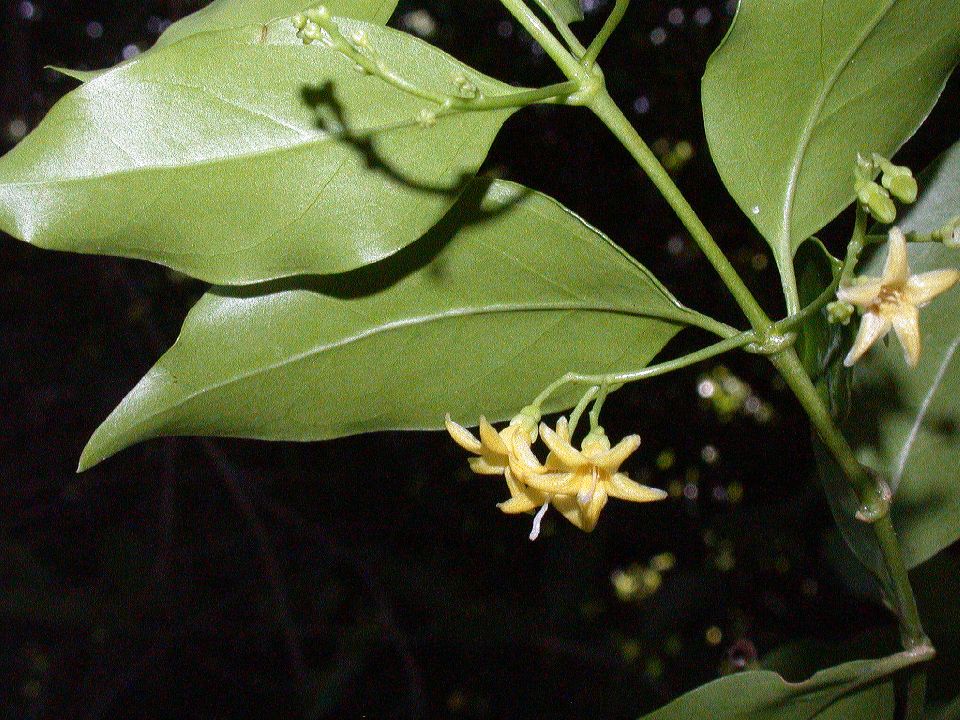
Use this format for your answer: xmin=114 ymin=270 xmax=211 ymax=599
xmin=299 ymin=24 xmax=322 ymax=44
xmin=304 ymin=6 xmax=331 ymax=24
xmin=855 ymin=153 xmax=875 ymax=183
xmin=827 ymin=300 xmax=854 ymax=326
xmin=886 ymin=174 xmax=918 ymax=204
xmin=856 ymin=181 xmax=896 ymax=224
xmin=291 ymin=13 xmax=307 ymax=30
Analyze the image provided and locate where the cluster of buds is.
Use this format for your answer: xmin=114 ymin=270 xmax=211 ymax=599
xmin=292 ymin=6 xmax=334 ymax=45
xmin=855 ymin=153 xmax=918 ymax=225
xmin=446 ymin=407 xmax=666 ymax=539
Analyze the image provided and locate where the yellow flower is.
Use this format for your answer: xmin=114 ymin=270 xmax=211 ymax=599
xmin=444 ymin=413 xmax=547 ymax=516
xmin=512 ymin=418 xmax=667 ymax=533
xmin=838 ymin=227 xmax=960 ymax=368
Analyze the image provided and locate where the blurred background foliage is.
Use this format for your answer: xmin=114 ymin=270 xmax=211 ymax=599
xmin=1 ymin=1 xmax=958 ymax=718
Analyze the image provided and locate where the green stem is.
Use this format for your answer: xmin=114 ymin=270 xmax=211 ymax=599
xmin=582 ymin=0 xmax=630 ymax=67
xmin=567 ymin=386 xmax=599 ymax=436
xmin=588 ymin=90 xmax=773 ymax=332
xmin=535 ymin=331 xmax=755 ymax=407
xmin=769 ymin=348 xmax=930 ymax=717
xmin=775 ymin=206 xmax=868 ymax=335
xmin=535 ymin=3 xmax=587 ymax=57
xmin=498 ymin=0 xmax=589 ymax=82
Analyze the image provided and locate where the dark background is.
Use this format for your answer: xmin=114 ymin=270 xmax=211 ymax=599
xmin=1 ymin=1 xmax=958 ymax=718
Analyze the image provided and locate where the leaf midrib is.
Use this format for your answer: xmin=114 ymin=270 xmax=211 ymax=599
xmin=105 ymin=299 xmax=690 ymax=436
xmin=779 ymin=0 xmax=898 ymax=257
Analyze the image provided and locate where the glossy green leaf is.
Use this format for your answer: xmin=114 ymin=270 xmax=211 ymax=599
xmin=640 ymin=653 xmax=916 ymax=720
xmin=532 ymin=0 xmax=584 ymax=24
xmin=0 ymin=17 xmax=517 ymax=284
xmin=823 ymin=141 xmax=960 ymax=568
xmin=52 ymin=0 xmax=399 ymax=82
xmin=154 ymin=0 xmax=398 ymax=50
xmin=703 ymin=0 xmax=960 ymax=277
xmin=79 ymin=180 xmax=696 ymax=470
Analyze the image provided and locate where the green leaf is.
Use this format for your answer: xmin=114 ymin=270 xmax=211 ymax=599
xmin=639 ymin=652 xmax=918 ymax=720
xmin=0 ymin=17 xmax=517 ymax=284
xmin=52 ymin=0 xmax=399 ymax=82
xmin=153 ymin=0 xmax=398 ymax=50
xmin=79 ymin=180 xmax=696 ymax=470
xmin=823 ymin=141 xmax=960 ymax=569
xmin=702 ymin=0 xmax=960 ymax=278
xmin=795 ymin=240 xmax=892 ymax=585
xmin=532 ymin=0 xmax=584 ymax=24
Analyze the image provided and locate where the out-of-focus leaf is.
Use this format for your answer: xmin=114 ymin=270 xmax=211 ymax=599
xmin=815 ymin=141 xmax=960 ymax=569
xmin=532 ymin=0 xmax=584 ymax=24
xmin=52 ymin=0 xmax=399 ymax=82
xmin=640 ymin=652 xmax=919 ymax=720
xmin=0 ymin=17 xmax=517 ymax=284
xmin=702 ymin=0 xmax=960 ymax=279
xmin=796 ymin=240 xmax=891 ymax=586
xmin=79 ymin=180 xmax=698 ymax=470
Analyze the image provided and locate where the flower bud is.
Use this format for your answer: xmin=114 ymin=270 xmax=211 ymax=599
xmin=826 ymin=300 xmax=854 ymax=325
xmin=856 ymin=181 xmax=896 ymax=224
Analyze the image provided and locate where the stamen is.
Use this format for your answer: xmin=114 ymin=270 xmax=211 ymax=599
xmin=529 ymin=501 xmax=550 ymax=541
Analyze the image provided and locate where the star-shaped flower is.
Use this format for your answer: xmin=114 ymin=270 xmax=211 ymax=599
xmin=512 ymin=418 xmax=666 ymax=533
xmin=444 ymin=414 xmax=547 ymax=515
xmin=838 ymin=227 xmax=960 ymax=368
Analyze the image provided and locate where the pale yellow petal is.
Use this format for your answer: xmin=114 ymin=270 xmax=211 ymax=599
xmin=468 ymin=456 xmax=505 ymax=475
xmin=892 ymin=304 xmax=922 ymax=367
xmin=551 ymin=494 xmax=588 ymax=531
xmin=595 ymin=434 xmax=641 ymax=472
xmin=882 ymin=227 xmax=910 ymax=286
xmin=844 ymin=311 xmax=892 ymax=367
xmin=579 ymin=485 xmax=608 ymax=533
xmin=607 ymin=473 xmax=668 ymax=503
xmin=497 ymin=496 xmax=541 ymax=514
xmin=905 ymin=269 xmax=960 ymax=307
xmin=524 ymin=471 xmax=580 ymax=495
xmin=540 ymin=422 xmax=586 ymax=467
xmin=555 ymin=415 xmax=571 ymax=442
xmin=836 ymin=278 xmax=884 ymax=309
xmin=479 ymin=417 xmax=508 ymax=456
xmin=511 ymin=433 xmax=544 ymax=473
xmin=445 ymin=415 xmax=482 ymax=454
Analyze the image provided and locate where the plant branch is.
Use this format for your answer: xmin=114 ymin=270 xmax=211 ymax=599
xmin=534 ymin=330 xmax=756 ymax=407
xmin=588 ymin=90 xmax=773 ymax=333
xmin=582 ymin=0 xmax=630 ymax=67
xmin=498 ymin=0 xmax=589 ymax=82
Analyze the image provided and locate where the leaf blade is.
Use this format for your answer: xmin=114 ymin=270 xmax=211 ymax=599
xmin=79 ymin=180 xmax=695 ymax=470
xmin=702 ymin=0 xmax=960 ymax=275
xmin=640 ymin=653 xmax=911 ymax=720
xmin=0 ymin=17 xmax=518 ymax=283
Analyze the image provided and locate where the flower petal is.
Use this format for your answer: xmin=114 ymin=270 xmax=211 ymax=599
xmin=881 ymin=227 xmax=910 ymax=286
xmin=468 ymin=456 xmax=506 ymax=475
xmin=497 ymin=496 xmax=541 ymax=514
xmin=892 ymin=304 xmax=922 ymax=367
xmin=607 ymin=473 xmax=668 ymax=503
xmin=837 ymin=278 xmax=883 ymax=308
xmin=445 ymin=415 xmax=482 ymax=454
xmin=511 ymin=433 xmax=544 ymax=473
xmin=540 ymin=422 xmax=586 ymax=467
xmin=906 ymin=269 xmax=960 ymax=307
xmin=524 ymin=471 xmax=580 ymax=495
xmin=844 ymin=311 xmax=892 ymax=367
xmin=479 ymin=417 xmax=509 ymax=456
xmin=595 ymin=435 xmax=641 ymax=472
xmin=580 ymin=485 xmax=608 ymax=533
xmin=551 ymin=494 xmax=588 ymax=531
